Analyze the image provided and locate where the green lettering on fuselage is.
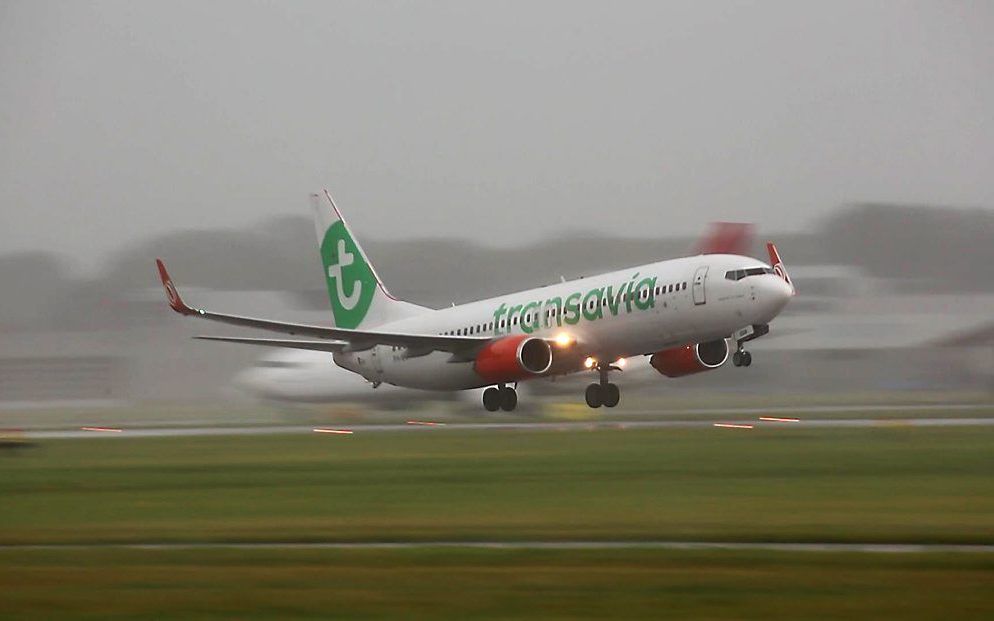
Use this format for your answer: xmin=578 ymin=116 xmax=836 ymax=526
xmin=634 ymin=276 xmax=658 ymax=311
xmin=520 ymin=301 xmax=540 ymax=334
xmin=492 ymin=303 xmax=508 ymax=335
xmin=605 ymin=285 xmax=621 ymax=316
xmin=487 ymin=271 xmax=667 ymax=335
xmin=543 ymin=297 xmax=563 ymax=328
xmin=581 ymin=288 xmax=604 ymax=322
xmin=563 ymin=292 xmax=582 ymax=325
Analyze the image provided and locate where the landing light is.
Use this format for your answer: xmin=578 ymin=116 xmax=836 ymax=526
xmin=584 ymin=357 xmax=596 ymax=369
xmin=615 ymin=357 xmax=626 ymax=368
xmin=554 ymin=333 xmax=573 ymax=348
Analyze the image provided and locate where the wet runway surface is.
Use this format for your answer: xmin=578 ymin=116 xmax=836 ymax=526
xmin=2 ymin=540 xmax=992 ymax=553
xmin=21 ymin=414 xmax=994 ymax=440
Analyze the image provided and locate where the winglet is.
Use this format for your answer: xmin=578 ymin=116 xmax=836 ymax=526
xmin=766 ymin=242 xmax=795 ymax=295
xmin=156 ymin=259 xmax=196 ymax=315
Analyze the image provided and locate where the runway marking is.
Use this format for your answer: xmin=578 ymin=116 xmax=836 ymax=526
xmin=80 ymin=427 xmax=123 ymax=433
xmin=312 ymin=428 xmax=353 ymax=435
xmin=1 ymin=541 xmax=992 ymax=553
xmin=759 ymin=417 xmax=800 ymax=423
xmin=406 ymin=420 xmax=446 ymax=426
xmin=713 ymin=423 xmax=754 ymax=429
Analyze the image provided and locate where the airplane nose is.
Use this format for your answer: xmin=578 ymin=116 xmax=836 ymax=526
xmin=755 ymin=275 xmax=792 ymax=319
xmin=767 ymin=276 xmax=793 ymax=309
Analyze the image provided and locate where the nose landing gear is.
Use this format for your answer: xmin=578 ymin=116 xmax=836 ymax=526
xmin=732 ymin=348 xmax=752 ymax=367
xmin=731 ymin=324 xmax=768 ymax=368
xmin=585 ymin=363 xmax=621 ymax=408
xmin=483 ymin=385 xmax=518 ymax=412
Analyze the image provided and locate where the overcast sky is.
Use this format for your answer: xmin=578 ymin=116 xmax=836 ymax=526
xmin=2 ymin=0 xmax=992 ymax=271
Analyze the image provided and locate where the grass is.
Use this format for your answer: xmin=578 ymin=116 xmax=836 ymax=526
xmin=1 ymin=426 xmax=993 ymax=545
xmin=2 ymin=424 xmax=993 ymax=619
xmin=1 ymin=548 xmax=992 ymax=620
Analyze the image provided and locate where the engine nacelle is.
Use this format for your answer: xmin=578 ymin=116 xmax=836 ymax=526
xmin=649 ymin=339 xmax=729 ymax=378
xmin=474 ymin=335 xmax=553 ymax=383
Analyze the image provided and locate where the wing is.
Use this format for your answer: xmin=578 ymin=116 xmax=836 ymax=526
xmin=156 ymin=259 xmax=490 ymax=354
xmin=193 ymin=336 xmax=349 ymax=352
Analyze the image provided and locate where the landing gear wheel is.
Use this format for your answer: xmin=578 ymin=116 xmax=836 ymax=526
xmin=499 ymin=387 xmax=518 ymax=412
xmin=482 ymin=387 xmax=501 ymax=412
xmin=741 ymin=351 xmax=752 ymax=367
xmin=585 ymin=383 xmax=603 ymax=408
xmin=732 ymin=351 xmax=743 ymax=367
xmin=602 ymin=383 xmax=620 ymax=408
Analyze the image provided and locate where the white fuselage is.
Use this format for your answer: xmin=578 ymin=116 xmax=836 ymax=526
xmin=332 ymin=253 xmax=792 ymax=391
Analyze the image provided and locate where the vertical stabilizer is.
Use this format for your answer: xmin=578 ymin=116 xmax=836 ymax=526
xmin=311 ymin=190 xmax=424 ymax=328
xmin=695 ymin=222 xmax=755 ymax=256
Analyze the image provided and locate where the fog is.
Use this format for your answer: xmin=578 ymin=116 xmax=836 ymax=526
xmin=0 ymin=1 xmax=992 ymax=410
xmin=2 ymin=1 xmax=993 ymax=273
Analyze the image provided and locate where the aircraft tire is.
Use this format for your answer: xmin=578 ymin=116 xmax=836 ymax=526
xmin=499 ymin=387 xmax=518 ymax=412
xmin=585 ymin=384 xmax=602 ymax=408
xmin=742 ymin=351 xmax=752 ymax=367
xmin=732 ymin=351 xmax=742 ymax=367
xmin=483 ymin=387 xmax=501 ymax=412
xmin=602 ymin=383 xmax=620 ymax=408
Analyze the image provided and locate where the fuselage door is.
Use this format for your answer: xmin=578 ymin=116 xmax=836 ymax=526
xmin=692 ymin=265 xmax=709 ymax=305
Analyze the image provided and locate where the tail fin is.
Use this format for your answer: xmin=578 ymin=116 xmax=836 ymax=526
xmin=766 ymin=242 xmax=796 ymax=295
xmin=311 ymin=190 xmax=424 ymax=328
xmin=695 ymin=222 xmax=755 ymax=256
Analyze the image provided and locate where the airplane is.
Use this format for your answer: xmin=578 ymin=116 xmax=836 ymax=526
xmin=156 ymin=191 xmax=794 ymax=411
xmin=235 ymin=222 xmax=757 ymax=406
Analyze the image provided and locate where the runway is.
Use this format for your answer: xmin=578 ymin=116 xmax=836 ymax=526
xmin=2 ymin=540 xmax=992 ymax=554
xmin=20 ymin=415 xmax=994 ymax=440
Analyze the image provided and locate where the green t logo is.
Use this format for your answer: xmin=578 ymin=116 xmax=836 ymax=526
xmin=320 ymin=222 xmax=375 ymax=328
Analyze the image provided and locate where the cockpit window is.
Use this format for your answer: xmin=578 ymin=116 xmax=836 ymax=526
xmin=725 ymin=267 xmax=775 ymax=281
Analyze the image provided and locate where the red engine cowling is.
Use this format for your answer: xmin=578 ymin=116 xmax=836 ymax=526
xmin=649 ymin=339 xmax=729 ymax=378
xmin=474 ymin=335 xmax=553 ymax=383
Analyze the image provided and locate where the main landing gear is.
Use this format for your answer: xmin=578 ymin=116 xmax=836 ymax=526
xmin=585 ymin=364 xmax=620 ymax=409
xmin=483 ymin=384 xmax=517 ymax=412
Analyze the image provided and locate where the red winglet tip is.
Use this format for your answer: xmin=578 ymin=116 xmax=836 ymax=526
xmin=765 ymin=242 xmax=795 ymax=293
xmin=156 ymin=259 xmax=192 ymax=315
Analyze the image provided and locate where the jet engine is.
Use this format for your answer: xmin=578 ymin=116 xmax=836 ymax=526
xmin=474 ymin=335 xmax=553 ymax=383
xmin=649 ymin=339 xmax=729 ymax=378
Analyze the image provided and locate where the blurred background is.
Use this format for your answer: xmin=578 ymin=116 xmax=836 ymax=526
xmin=3 ymin=4 xmax=994 ymax=619
xmin=1 ymin=0 xmax=992 ymax=421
